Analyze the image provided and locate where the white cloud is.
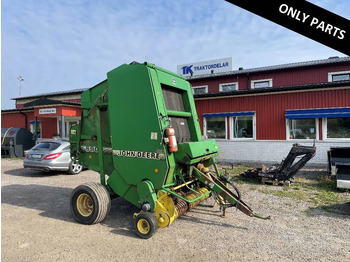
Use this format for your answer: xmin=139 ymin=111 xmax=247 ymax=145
xmin=1 ymin=0 xmax=349 ymax=109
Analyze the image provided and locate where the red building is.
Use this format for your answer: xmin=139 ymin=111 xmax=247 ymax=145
xmin=2 ymin=90 xmax=84 ymax=139
xmin=2 ymin=57 xmax=350 ymax=164
xmin=189 ymin=57 xmax=350 ymax=164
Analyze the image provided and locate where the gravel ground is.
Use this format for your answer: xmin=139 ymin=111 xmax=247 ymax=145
xmin=2 ymin=159 xmax=350 ymax=262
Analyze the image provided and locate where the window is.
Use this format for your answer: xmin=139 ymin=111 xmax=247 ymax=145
xmin=205 ymin=117 xmax=226 ymax=139
xmin=31 ymin=142 xmax=60 ymax=151
xmin=287 ymin=119 xmax=317 ymax=140
xmin=332 ymin=74 xmax=350 ymax=81
xmin=231 ymin=115 xmax=254 ymax=139
xmin=29 ymin=120 xmax=41 ymax=138
xmin=204 ymin=112 xmax=255 ymax=140
xmin=219 ymin=82 xmax=238 ymax=92
xmin=324 ymin=117 xmax=350 ymax=139
xmin=328 ymin=71 xmax=350 ymax=82
xmin=251 ymin=79 xmax=273 ymax=89
xmin=192 ymin=85 xmax=208 ymax=95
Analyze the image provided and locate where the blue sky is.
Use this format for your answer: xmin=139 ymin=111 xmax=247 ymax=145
xmin=2 ymin=0 xmax=349 ymax=109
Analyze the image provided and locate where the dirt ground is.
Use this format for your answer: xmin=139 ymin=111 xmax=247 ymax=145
xmin=2 ymin=159 xmax=350 ymax=262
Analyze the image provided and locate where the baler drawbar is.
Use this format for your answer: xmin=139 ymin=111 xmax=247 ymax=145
xmin=69 ymin=62 xmax=269 ymax=238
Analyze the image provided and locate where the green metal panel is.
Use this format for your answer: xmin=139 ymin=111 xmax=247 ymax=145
xmin=72 ymin=80 xmax=114 ymax=175
xmin=81 ymin=80 xmax=108 ymax=109
xmin=137 ymin=180 xmax=157 ymax=210
xmin=174 ymin=140 xmax=219 ymax=164
xmin=106 ymin=63 xmax=170 ymax=196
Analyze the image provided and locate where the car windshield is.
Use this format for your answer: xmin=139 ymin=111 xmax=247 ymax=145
xmin=31 ymin=142 xmax=61 ymax=151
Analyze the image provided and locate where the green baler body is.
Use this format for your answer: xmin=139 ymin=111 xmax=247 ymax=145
xmin=70 ymin=62 xmax=218 ymax=210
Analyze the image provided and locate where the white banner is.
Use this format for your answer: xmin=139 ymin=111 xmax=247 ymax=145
xmin=39 ymin=108 xmax=56 ymax=114
xmin=177 ymin=57 xmax=233 ymax=77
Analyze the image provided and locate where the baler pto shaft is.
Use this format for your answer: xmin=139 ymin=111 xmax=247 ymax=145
xmin=193 ymin=166 xmax=270 ymax=220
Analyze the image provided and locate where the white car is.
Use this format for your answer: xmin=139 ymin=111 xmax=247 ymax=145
xmin=24 ymin=140 xmax=82 ymax=174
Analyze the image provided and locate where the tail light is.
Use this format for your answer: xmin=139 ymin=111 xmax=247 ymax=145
xmin=43 ymin=153 xmax=62 ymax=160
xmin=25 ymin=154 xmax=29 ymax=159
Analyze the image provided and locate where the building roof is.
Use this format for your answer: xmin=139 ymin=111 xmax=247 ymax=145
xmin=23 ymin=98 xmax=81 ymax=107
xmin=11 ymin=88 xmax=88 ymax=101
xmin=1 ymin=98 xmax=81 ymax=114
xmin=9 ymin=57 xmax=350 ymax=101
xmin=187 ymin=56 xmax=350 ymax=80
xmin=1 ymin=107 xmax=34 ymax=113
xmin=194 ymin=80 xmax=350 ymax=99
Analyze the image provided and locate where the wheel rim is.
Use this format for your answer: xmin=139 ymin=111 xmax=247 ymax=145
xmin=77 ymin=193 xmax=93 ymax=217
xmin=72 ymin=163 xmax=82 ymax=173
xmin=137 ymin=218 xmax=150 ymax=234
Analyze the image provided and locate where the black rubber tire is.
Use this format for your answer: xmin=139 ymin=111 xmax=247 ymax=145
xmin=68 ymin=162 xmax=83 ymax=175
xmin=70 ymin=182 xmax=111 ymax=225
xmin=134 ymin=212 xmax=158 ymax=239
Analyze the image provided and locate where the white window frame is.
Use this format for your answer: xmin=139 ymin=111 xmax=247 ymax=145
xmin=322 ymin=118 xmax=350 ymax=141
xmin=286 ymin=118 xmax=319 ymax=141
xmin=251 ymin=78 xmax=273 ymax=89
xmin=219 ymin=82 xmax=238 ymax=92
xmin=328 ymin=70 xmax=350 ymax=82
xmin=204 ymin=116 xmax=227 ymax=140
xmin=229 ymin=115 xmax=256 ymax=140
xmin=191 ymin=85 xmax=208 ymax=95
xmin=57 ymin=117 xmax=80 ymax=139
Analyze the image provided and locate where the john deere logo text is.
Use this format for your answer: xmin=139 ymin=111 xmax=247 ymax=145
xmin=113 ymin=150 xmax=164 ymax=160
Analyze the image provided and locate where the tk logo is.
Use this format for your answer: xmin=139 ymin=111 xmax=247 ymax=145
xmin=181 ymin=65 xmax=193 ymax=75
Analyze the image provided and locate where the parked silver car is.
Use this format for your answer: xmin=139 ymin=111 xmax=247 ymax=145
xmin=24 ymin=140 xmax=82 ymax=174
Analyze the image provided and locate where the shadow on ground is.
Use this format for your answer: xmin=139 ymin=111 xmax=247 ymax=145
xmin=182 ymin=206 xmax=248 ymax=231
xmin=4 ymin=168 xmax=62 ymax=177
xmin=1 ymin=183 xmax=141 ymax=238
xmin=307 ymin=202 xmax=350 ymax=218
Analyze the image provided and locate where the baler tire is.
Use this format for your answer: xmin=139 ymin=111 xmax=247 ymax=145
xmin=70 ymin=182 xmax=111 ymax=225
xmin=134 ymin=212 xmax=158 ymax=239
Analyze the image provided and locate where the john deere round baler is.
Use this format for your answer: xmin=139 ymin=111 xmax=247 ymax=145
xmin=69 ymin=62 xmax=268 ymax=238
